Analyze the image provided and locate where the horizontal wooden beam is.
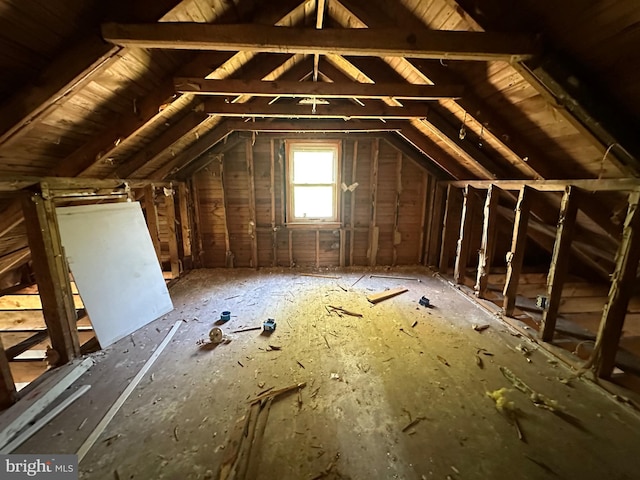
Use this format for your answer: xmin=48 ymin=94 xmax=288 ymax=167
xmin=223 ymin=119 xmax=402 ymax=132
xmin=174 ymin=77 xmax=464 ymax=99
xmin=443 ymin=178 xmax=640 ymax=192
xmin=0 ymin=177 xmax=175 ymax=193
xmin=203 ymin=99 xmax=430 ymax=119
xmin=102 ymin=23 xmax=539 ymax=62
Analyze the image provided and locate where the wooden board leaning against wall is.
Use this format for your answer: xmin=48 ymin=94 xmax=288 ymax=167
xmin=192 ymin=134 xmax=433 ymax=268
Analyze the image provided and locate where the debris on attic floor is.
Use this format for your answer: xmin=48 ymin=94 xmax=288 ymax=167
xmin=2 ymin=267 xmax=638 ymax=480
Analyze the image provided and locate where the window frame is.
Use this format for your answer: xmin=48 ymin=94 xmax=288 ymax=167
xmin=285 ymin=140 xmax=342 ymax=225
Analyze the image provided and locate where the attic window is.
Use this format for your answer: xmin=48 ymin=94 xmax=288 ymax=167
xmin=286 ymin=140 xmax=341 ymax=223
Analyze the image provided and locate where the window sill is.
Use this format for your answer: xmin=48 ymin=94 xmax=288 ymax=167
xmin=285 ymin=222 xmax=342 ymax=230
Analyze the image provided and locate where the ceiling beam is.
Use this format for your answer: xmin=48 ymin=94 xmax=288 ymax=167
xmin=445 ymin=178 xmax=640 ymax=192
xmin=101 ymin=23 xmax=539 ymax=62
xmin=223 ymin=119 xmax=402 ymax=132
xmin=332 ymin=0 xmax=622 ymax=248
xmin=203 ymin=99 xmax=430 ymax=119
xmin=323 ymin=54 xmax=494 ymax=178
xmin=174 ymin=77 xmax=463 ymax=100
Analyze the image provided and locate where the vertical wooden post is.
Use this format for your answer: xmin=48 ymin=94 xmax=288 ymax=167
xmin=503 ymin=186 xmax=532 ymax=316
xmin=316 ymin=230 xmax=320 ymax=268
xmin=188 ymin=178 xmax=204 ymax=267
xmin=177 ymin=183 xmax=192 ymax=261
xmin=475 ymin=185 xmax=500 ymax=298
xmin=339 ymin=229 xmax=345 ymax=267
xmin=392 ymin=151 xmax=403 ymax=266
xmin=426 ymin=182 xmax=446 ymax=267
xmin=219 ymin=156 xmax=233 ymax=268
xmin=288 ymin=229 xmax=294 ymax=267
xmin=270 ymin=139 xmax=277 ymax=267
xmin=453 ymin=185 xmax=479 ymax=285
xmin=592 ymin=191 xmax=640 ymax=378
xmin=349 ymin=140 xmax=358 ymax=266
xmin=22 ymin=192 xmax=80 ymax=364
xmin=438 ymin=185 xmax=462 ymax=273
xmin=278 ymin=140 xmax=286 ymax=226
xmin=164 ymin=188 xmax=180 ymax=279
xmin=144 ymin=185 xmax=162 ymax=264
xmin=540 ymin=186 xmax=579 ymax=341
xmin=0 ymin=338 xmax=17 ymax=409
xmin=417 ymin=171 xmax=428 ymax=264
xmin=368 ymin=138 xmax=379 ymax=267
xmin=246 ymin=140 xmax=258 ymax=269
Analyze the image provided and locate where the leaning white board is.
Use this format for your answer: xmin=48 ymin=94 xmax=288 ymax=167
xmin=56 ymin=202 xmax=173 ymax=347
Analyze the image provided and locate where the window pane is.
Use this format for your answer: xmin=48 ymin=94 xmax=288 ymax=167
xmin=293 ymin=150 xmax=334 ymax=184
xmin=293 ymin=186 xmax=334 ymax=218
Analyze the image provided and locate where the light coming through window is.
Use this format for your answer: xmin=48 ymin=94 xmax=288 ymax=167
xmin=286 ymin=141 xmax=340 ymax=223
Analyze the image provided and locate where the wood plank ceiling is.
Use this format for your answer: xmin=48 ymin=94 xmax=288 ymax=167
xmin=0 ymin=0 xmax=638 ymax=280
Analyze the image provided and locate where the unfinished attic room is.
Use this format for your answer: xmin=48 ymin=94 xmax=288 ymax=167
xmin=2 ymin=0 xmax=640 ymax=478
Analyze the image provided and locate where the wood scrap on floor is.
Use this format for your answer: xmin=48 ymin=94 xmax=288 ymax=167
xmin=232 ymin=326 xmax=262 ymax=333
xmin=220 ymin=383 xmax=306 ymax=480
xmin=472 ymin=323 xmax=490 ymax=332
xmin=327 ymin=305 xmax=363 ymax=318
xmin=366 ymin=287 xmax=408 ymax=304
xmin=76 ymin=321 xmax=182 ymax=463
xmin=300 ymin=273 xmax=341 ymax=279
xmin=401 ymin=416 xmax=426 ymax=432
xmin=0 ymin=357 xmax=95 ymax=450
xmin=370 ymin=275 xmax=421 ymax=282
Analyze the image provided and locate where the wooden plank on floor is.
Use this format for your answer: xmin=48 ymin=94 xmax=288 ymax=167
xmin=367 ymin=286 xmax=408 ymax=304
xmin=540 ymin=186 xmax=579 ymax=341
xmin=0 ymin=357 xmax=94 ymax=449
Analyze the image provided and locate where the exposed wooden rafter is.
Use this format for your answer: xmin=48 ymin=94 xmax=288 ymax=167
xmin=101 ymin=23 xmax=539 ymax=62
xmin=0 ymin=0 xmax=184 ymax=148
xmin=450 ymin=0 xmax=640 ymax=176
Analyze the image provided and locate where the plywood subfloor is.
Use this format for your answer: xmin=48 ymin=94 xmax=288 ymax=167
xmin=14 ymin=268 xmax=640 ymax=480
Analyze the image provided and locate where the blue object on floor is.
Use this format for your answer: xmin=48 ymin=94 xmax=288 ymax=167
xmin=419 ymin=296 xmax=430 ymax=307
xmin=220 ymin=311 xmax=231 ymax=322
xmin=263 ymin=318 xmax=276 ymax=332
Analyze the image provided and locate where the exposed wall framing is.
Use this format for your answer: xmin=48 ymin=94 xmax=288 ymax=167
xmin=192 ymin=134 xmax=434 ymax=268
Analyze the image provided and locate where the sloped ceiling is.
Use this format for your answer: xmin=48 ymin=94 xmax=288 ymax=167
xmin=0 ymin=0 xmax=638 ymax=281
